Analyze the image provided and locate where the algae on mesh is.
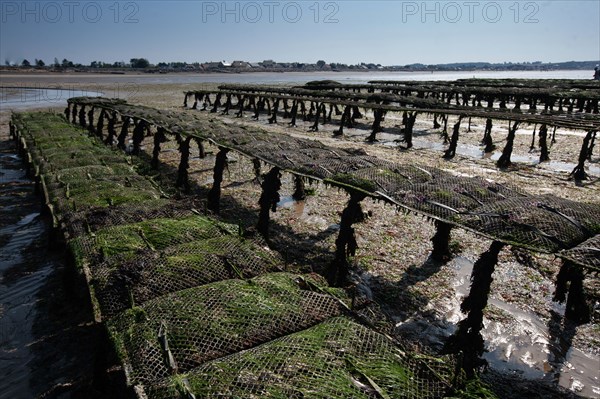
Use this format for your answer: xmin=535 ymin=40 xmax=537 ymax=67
xmin=107 ymin=273 xmax=345 ymax=382
xmin=69 ymin=215 xmax=237 ymax=268
xmin=157 ymin=317 xmax=447 ymax=399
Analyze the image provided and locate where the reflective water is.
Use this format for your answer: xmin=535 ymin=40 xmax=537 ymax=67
xmin=0 ymin=87 xmax=103 ymax=110
xmin=0 ymin=69 xmax=592 ymax=87
xmin=451 ymin=257 xmax=599 ymax=398
xmin=0 ymin=147 xmax=46 ymax=397
xmin=376 ymin=131 xmax=600 ymax=176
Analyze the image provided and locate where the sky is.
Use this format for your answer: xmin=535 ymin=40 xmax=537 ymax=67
xmin=1 ymin=0 xmax=599 ymax=66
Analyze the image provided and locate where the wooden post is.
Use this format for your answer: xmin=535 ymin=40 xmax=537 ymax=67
xmin=482 ymin=118 xmax=495 ymax=153
xmin=587 ymin=131 xmax=596 ymax=160
xmin=256 ymin=167 xmax=282 ymax=240
xmin=95 ymin=109 xmax=106 ymax=139
xmin=288 ymin=100 xmax=298 ymax=127
xmin=252 ymin=158 xmax=262 ymax=182
xmin=210 ymin=93 xmax=222 ymax=113
xmin=105 ymin=111 xmax=117 ymax=145
xmin=401 ymin=111 xmax=418 ymax=149
xmin=78 ymin=105 xmax=86 ymax=127
xmin=496 ymin=121 xmax=520 ymax=168
xmin=308 ymin=102 xmax=321 ymax=132
xmin=441 ymin=115 xmax=449 ymax=143
xmin=175 ymin=135 xmax=193 ymax=193
xmin=366 ymin=108 xmax=384 ymax=142
xmin=443 ymin=116 xmax=463 ymax=159
xmin=221 ymin=94 xmax=232 ymax=115
xmin=71 ymin=104 xmax=78 ymax=124
xmin=207 ymin=147 xmax=230 ymax=213
xmin=334 ymin=105 xmax=351 ymax=136
xmin=131 ymin=119 xmax=147 ymax=155
xmin=283 ymin=99 xmax=289 ymax=118
xmin=86 ymin=107 xmax=94 ymax=133
xmin=351 ymin=105 xmax=362 ymax=122
xmin=117 ymin=116 xmax=130 ymax=150
xmin=538 ymin=124 xmax=550 ymax=162
xmin=268 ymin=99 xmax=279 ymax=124
xmin=292 ymin=175 xmax=306 ymax=201
xmin=235 ymin=96 xmax=245 ymax=117
xmin=444 ymin=241 xmax=505 ymax=376
xmin=431 ymin=221 xmax=453 ymax=262
xmin=529 ymin=124 xmax=538 ymax=152
xmin=327 ymin=190 xmax=366 ymax=286
xmin=433 ymin=114 xmax=441 ymax=129
xmin=151 ymin=127 xmax=167 ymax=169
xmin=195 ymin=138 xmax=206 ymax=159
xmin=570 ymin=130 xmax=595 ymax=181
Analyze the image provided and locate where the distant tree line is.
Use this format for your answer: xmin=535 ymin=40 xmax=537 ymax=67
xmin=6 ymin=57 xmax=151 ymax=69
xmin=5 ymin=57 xmax=599 ymax=72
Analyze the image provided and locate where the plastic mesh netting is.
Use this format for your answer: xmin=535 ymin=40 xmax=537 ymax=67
xmin=91 ymin=235 xmax=281 ymax=318
xmin=12 ymin=110 xmax=459 ymax=398
xmin=202 ymin=84 xmax=600 ymax=130
xmin=146 ymin=316 xmax=454 ymax=399
xmin=67 ymin=97 xmax=600 ymax=270
xmin=68 ymin=214 xmax=239 ymax=269
xmin=59 ymin=199 xmax=187 ymax=239
xmin=44 ymin=173 xmax=161 ymax=210
xmin=458 ymin=195 xmax=600 ymax=253
xmin=560 ymin=234 xmax=600 ymax=270
xmin=14 ymin=110 xmax=482 ymax=398
xmin=108 ymin=273 xmax=348 ymax=384
xmin=13 ymin=112 xmax=164 ymax=224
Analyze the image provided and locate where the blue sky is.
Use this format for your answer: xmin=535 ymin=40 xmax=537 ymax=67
xmin=1 ymin=0 xmax=599 ymax=66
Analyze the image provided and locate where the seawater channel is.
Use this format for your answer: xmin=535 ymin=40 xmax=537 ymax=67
xmin=0 ymin=87 xmax=104 ymax=111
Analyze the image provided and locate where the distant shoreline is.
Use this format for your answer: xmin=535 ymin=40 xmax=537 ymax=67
xmin=1 ymin=69 xmax=594 ymax=90
xmin=1 ymin=66 xmax=597 ymax=77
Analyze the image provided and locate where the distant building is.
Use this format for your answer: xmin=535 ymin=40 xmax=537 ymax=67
xmin=248 ymin=62 xmax=263 ymax=69
xmin=231 ymin=61 xmax=250 ymax=68
xmin=260 ymin=60 xmax=276 ymax=68
xmin=202 ymin=61 xmax=225 ymax=69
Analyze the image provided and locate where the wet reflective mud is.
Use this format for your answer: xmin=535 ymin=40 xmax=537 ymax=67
xmin=390 ymin=255 xmax=599 ymax=398
xmin=0 ymin=139 xmax=126 ymax=398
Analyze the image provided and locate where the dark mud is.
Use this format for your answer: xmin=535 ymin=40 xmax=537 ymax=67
xmin=0 ymin=139 xmax=127 ymax=399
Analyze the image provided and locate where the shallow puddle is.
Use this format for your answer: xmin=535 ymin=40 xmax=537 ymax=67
xmin=0 ymin=87 xmax=103 ymax=110
xmin=0 ymin=146 xmax=48 ymax=397
xmin=451 ymin=257 xmax=600 ymax=398
xmin=277 ymin=195 xmax=308 ymax=219
xmin=402 ymin=140 xmax=600 ymax=176
xmin=0 ymin=139 xmax=103 ymax=397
